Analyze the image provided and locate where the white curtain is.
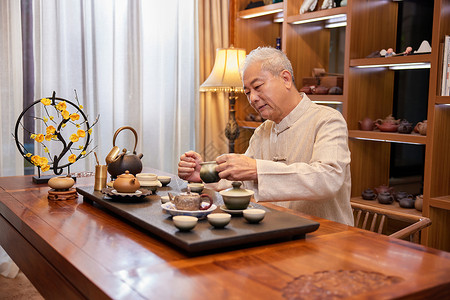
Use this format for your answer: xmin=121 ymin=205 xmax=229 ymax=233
xmin=0 ymin=0 xmax=25 ymax=177
xmin=28 ymin=0 xmax=198 ymax=175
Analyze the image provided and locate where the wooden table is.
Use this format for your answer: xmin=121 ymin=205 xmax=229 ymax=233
xmin=1 ymin=170 xmax=450 ymax=299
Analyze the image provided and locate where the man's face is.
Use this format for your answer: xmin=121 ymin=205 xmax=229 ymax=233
xmin=243 ymin=62 xmax=289 ymax=124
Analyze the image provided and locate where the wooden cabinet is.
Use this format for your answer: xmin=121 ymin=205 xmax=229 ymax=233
xmin=231 ymin=0 xmax=450 ymax=251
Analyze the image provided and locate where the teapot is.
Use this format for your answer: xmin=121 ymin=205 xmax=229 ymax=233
xmin=374 ymin=184 xmax=394 ymax=195
xmin=397 ymin=119 xmax=413 ymax=134
xmin=106 ymin=126 xmax=143 ymax=179
xmin=377 ymin=191 xmax=394 ymax=205
xmin=361 ymin=188 xmax=377 ymax=200
xmin=399 ymin=195 xmax=415 ymax=208
xmin=113 ymin=170 xmax=140 ymax=193
xmin=375 ymin=115 xmax=400 ymax=132
xmin=414 ymin=120 xmax=427 ymax=135
xmin=358 ymin=117 xmax=375 ymax=131
xmin=171 ymin=191 xmax=213 ymax=211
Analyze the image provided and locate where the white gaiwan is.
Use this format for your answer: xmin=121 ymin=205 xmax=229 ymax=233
xmin=136 ymin=173 xmax=162 ymax=192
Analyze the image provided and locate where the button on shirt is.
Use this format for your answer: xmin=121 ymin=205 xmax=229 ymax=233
xmin=243 ymin=94 xmax=353 ymax=225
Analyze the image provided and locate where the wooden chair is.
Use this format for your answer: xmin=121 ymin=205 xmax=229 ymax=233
xmin=351 ymin=202 xmax=432 ymax=243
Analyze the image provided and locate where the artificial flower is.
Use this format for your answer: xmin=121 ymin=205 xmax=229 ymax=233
xmin=31 ymin=155 xmax=38 ymax=165
xmin=88 ymin=128 xmax=92 ymax=134
xmin=49 ymin=116 xmax=54 ymax=120
xmin=79 ymin=105 xmax=83 ymax=109
xmin=77 ymin=129 xmax=86 ymax=138
xmin=61 ymin=110 xmax=70 ymax=120
xmin=46 ymin=125 xmax=56 ymax=134
xmin=44 ymin=147 xmax=49 ymax=153
xmin=41 ymin=165 xmax=50 ymax=172
xmin=43 ymin=117 xmax=48 ymax=123
xmin=81 ymin=151 xmax=86 ymax=155
xmin=30 ymin=134 xmax=37 ymax=139
xmin=35 ymin=134 xmax=44 ymax=143
xmin=70 ymin=113 xmax=80 ymax=121
xmin=45 ymin=134 xmax=53 ymax=141
xmin=25 ymin=153 xmax=32 ymax=157
xmin=56 ymin=101 xmax=67 ymax=111
xmin=70 ymin=134 xmax=79 ymax=143
xmin=76 ymin=124 xmax=80 ymax=128
xmin=68 ymin=154 xmax=76 ymax=163
xmin=38 ymin=156 xmax=48 ymax=166
xmin=62 ymin=123 xmax=66 ymax=128
xmin=40 ymin=98 xmax=51 ymax=106
xmin=78 ymin=145 xmax=83 ymax=150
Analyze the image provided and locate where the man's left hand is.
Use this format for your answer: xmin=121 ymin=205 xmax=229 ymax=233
xmin=216 ymin=154 xmax=257 ymax=181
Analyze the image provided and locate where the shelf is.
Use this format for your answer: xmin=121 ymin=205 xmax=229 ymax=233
xmin=436 ymin=96 xmax=450 ymax=105
xmin=308 ymin=94 xmax=344 ymax=103
xmin=351 ymin=197 xmax=422 ymax=217
xmin=286 ymin=6 xmax=347 ymax=24
xmin=238 ymin=2 xmax=283 ymax=19
xmin=429 ymin=195 xmax=450 ymax=210
xmin=348 ymin=130 xmax=427 ymax=144
xmin=237 ymin=120 xmax=263 ymax=129
xmin=350 ymin=54 xmax=432 ymax=68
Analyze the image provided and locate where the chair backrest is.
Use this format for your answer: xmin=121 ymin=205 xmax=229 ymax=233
xmin=351 ymin=202 xmax=431 ymax=243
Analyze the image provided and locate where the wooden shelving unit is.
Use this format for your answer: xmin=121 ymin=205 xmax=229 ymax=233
xmin=232 ymin=0 xmax=450 ymax=251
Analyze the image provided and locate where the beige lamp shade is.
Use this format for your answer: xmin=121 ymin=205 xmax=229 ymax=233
xmin=200 ymin=47 xmax=246 ymax=93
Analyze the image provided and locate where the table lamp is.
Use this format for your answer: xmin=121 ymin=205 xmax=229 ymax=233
xmin=200 ymin=46 xmax=246 ymax=153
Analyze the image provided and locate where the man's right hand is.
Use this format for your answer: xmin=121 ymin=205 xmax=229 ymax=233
xmin=177 ymin=150 xmax=203 ymax=183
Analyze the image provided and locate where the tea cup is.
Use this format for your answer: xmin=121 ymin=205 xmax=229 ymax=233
xmin=173 ymin=215 xmax=198 ymax=231
xmin=158 ymin=176 xmax=171 ymax=186
xmin=207 ymin=213 xmax=231 ymax=228
xmin=243 ymin=209 xmax=266 ymax=224
xmin=200 ymin=161 xmax=220 ymax=183
xmin=187 ymin=183 xmax=204 ymax=193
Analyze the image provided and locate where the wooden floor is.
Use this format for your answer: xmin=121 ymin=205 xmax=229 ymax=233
xmin=0 ymin=272 xmax=43 ymax=300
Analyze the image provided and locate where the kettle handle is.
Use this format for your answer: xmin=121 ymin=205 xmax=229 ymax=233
xmin=112 ymin=126 xmax=138 ymax=154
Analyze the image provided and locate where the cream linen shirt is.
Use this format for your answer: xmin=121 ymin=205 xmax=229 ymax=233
xmin=243 ymin=94 xmax=353 ymax=225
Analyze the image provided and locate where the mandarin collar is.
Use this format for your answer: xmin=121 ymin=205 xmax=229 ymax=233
xmin=273 ymin=93 xmax=311 ymax=135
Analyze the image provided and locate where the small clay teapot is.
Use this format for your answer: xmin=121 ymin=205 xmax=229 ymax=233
xmin=377 ymin=191 xmax=394 ymax=205
xmin=358 ymin=117 xmax=375 ymax=131
xmin=397 ymin=119 xmax=413 ymax=134
xmin=394 ymin=191 xmax=409 ymax=202
xmin=374 ymin=185 xmax=394 ymax=195
xmin=414 ymin=120 xmax=427 ymax=135
xmin=415 ymin=195 xmax=423 ymax=211
xmin=399 ymin=195 xmax=415 ymax=208
xmin=361 ymin=188 xmax=377 ymax=200
xmin=311 ymin=86 xmax=329 ymax=95
xmin=113 ymin=170 xmax=140 ymax=193
xmin=300 ymin=86 xmax=312 ymax=94
xmin=375 ymin=114 xmax=400 ymax=132
xmin=172 ymin=192 xmax=213 ymax=211
xmin=107 ymin=126 xmax=144 ymax=179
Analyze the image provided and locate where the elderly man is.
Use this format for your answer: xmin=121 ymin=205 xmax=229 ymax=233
xmin=178 ymin=47 xmax=353 ymax=225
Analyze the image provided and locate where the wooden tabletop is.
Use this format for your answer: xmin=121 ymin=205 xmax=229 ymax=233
xmin=1 ymin=170 xmax=450 ymax=300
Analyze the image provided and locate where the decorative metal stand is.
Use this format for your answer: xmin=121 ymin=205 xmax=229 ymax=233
xmin=13 ymin=91 xmax=98 ymax=183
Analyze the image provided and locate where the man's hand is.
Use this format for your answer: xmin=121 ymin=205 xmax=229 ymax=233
xmin=178 ymin=151 xmax=203 ymax=182
xmin=216 ymin=154 xmax=257 ymax=181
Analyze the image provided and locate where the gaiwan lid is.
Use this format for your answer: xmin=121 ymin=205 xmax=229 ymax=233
xmin=220 ymin=182 xmax=254 ymax=197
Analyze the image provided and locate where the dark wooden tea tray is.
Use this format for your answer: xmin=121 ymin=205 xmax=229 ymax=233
xmin=77 ymin=186 xmax=320 ymax=254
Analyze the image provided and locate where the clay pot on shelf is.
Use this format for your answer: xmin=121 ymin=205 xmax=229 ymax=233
xmin=300 ymin=86 xmax=312 ymax=94
xmin=358 ymin=117 xmax=375 ymax=131
xmin=328 ymin=86 xmax=343 ymax=95
xmin=414 ymin=120 xmax=427 ymax=135
xmin=399 ymin=195 xmax=415 ymax=209
xmin=394 ymin=191 xmax=409 ymax=202
xmin=361 ymin=188 xmax=377 ymax=200
xmin=311 ymin=86 xmax=329 ymax=95
xmin=397 ymin=120 xmax=413 ymax=134
xmin=415 ymin=195 xmax=423 ymax=211
xmin=377 ymin=191 xmax=394 ymax=205
xmin=374 ymin=185 xmax=394 ymax=195
xmin=375 ymin=114 xmax=400 ymax=132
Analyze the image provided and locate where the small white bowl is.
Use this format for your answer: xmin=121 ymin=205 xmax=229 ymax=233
xmin=136 ymin=173 xmax=157 ymax=182
xmin=187 ymin=183 xmax=204 ymax=193
xmin=243 ymin=209 xmax=266 ymax=224
xmin=207 ymin=213 xmax=231 ymax=228
xmin=158 ymin=176 xmax=171 ymax=186
xmin=173 ymin=215 xmax=198 ymax=231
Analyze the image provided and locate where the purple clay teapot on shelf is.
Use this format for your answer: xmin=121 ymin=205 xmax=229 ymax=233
xmin=399 ymin=195 xmax=415 ymax=208
xmin=358 ymin=117 xmax=375 ymax=131
xmin=374 ymin=184 xmax=394 ymax=195
xmin=375 ymin=114 xmax=400 ymax=132
xmin=377 ymin=191 xmax=394 ymax=205
xmin=361 ymin=188 xmax=377 ymax=200
xmin=397 ymin=119 xmax=413 ymax=134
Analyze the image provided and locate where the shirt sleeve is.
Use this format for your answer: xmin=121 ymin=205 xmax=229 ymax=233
xmin=249 ymin=111 xmax=351 ymax=202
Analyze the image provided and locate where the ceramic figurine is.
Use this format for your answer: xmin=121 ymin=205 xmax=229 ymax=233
xmin=321 ymin=0 xmax=333 ymax=10
xmin=300 ymin=0 xmax=318 ymax=14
